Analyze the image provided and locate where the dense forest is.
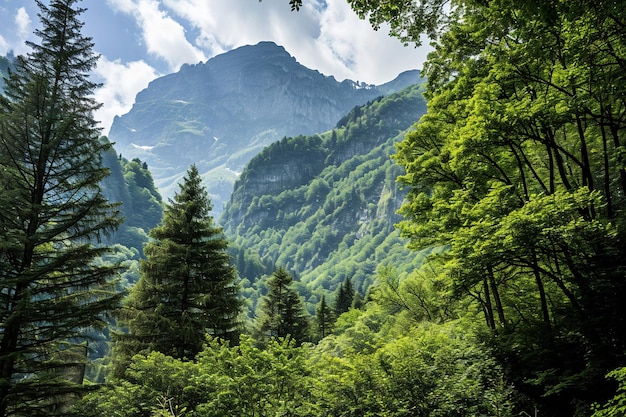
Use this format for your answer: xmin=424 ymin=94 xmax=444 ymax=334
xmin=221 ymin=85 xmax=430 ymax=316
xmin=1 ymin=1 xmax=626 ymax=417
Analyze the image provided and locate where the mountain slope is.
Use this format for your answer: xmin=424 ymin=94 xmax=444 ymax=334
xmin=108 ymin=42 xmax=420 ymax=213
xmin=100 ymin=139 xmax=163 ymax=260
xmin=0 ymin=54 xmax=14 ymax=92
xmin=220 ymin=85 xmax=428 ymax=313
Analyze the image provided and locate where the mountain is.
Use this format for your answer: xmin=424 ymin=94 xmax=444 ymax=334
xmin=0 ymin=54 xmax=14 ymax=92
xmin=108 ymin=41 xmax=421 ymax=214
xmin=220 ymin=84 xmax=428 ymax=314
xmin=100 ymin=139 xmax=163 ymax=262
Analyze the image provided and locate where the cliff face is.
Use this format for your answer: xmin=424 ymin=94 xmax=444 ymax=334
xmin=221 ymin=85 xmax=428 ymax=308
xmin=107 ymin=42 xmax=421 ymax=214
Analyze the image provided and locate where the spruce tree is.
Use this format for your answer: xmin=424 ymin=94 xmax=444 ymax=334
xmin=333 ymin=277 xmax=355 ymax=317
xmin=113 ymin=165 xmax=242 ymax=375
xmin=315 ymin=295 xmax=334 ymax=340
xmin=256 ymin=267 xmax=309 ymax=345
xmin=0 ymin=1 xmax=122 ymax=414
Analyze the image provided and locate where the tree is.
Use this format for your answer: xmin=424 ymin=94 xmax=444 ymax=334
xmin=315 ymin=295 xmax=333 ymax=340
xmin=112 ymin=165 xmax=242 ymax=375
xmin=255 ymin=267 xmax=309 ymax=345
xmin=355 ymin=0 xmax=626 ymax=413
xmin=592 ymin=367 xmax=626 ymax=417
xmin=333 ymin=277 xmax=354 ymax=317
xmin=0 ymin=0 xmax=123 ymax=414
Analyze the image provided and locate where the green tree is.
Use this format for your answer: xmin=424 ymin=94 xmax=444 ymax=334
xmin=255 ymin=267 xmax=309 ymax=345
xmin=0 ymin=1 xmax=122 ymax=414
xmin=353 ymin=0 xmax=626 ymax=414
xmin=113 ymin=165 xmax=242 ymax=375
xmin=592 ymin=367 xmax=626 ymax=417
xmin=73 ymin=335 xmax=314 ymax=417
xmin=333 ymin=277 xmax=355 ymax=317
xmin=315 ymin=295 xmax=333 ymax=340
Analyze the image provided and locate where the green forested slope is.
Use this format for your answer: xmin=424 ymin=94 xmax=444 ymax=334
xmin=101 ymin=138 xmax=163 ymax=262
xmin=221 ymin=85 xmax=427 ymax=313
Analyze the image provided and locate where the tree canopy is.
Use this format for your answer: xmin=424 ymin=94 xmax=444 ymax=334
xmin=353 ymin=0 xmax=626 ymax=414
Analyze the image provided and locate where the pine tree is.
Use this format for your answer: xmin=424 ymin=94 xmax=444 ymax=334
xmin=112 ymin=165 xmax=242 ymax=375
xmin=256 ymin=267 xmax=309 ymax=345
xmin=333 ymin=277 xmax=355 ymax=317
xmin=315 ymin=295 xmax=334 ymax=340
xmin=0 ymin=1 xmax=122 ymax=414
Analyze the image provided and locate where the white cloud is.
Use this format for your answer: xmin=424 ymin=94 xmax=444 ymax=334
xmin=107 ymin=0 xmax=206 ymax=71
xmin=158 ymin=0 xmax=427 ymax=84
xmin=0 ymin=6 xmax=34 ymax=56
xmin=93 ymin=57 xmax=160 ymax=133
xmin=15 ymin=7 xmax=32 ymax=40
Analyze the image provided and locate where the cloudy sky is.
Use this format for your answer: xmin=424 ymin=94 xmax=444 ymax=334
xmin=0 ymin=0 xmax=429 ymax=133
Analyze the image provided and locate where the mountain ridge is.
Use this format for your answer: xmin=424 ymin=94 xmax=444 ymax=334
xmin=220 ymin=84 xmax=428 ymax=313
xmin=107 ymin=41 xmax=421 ymax=214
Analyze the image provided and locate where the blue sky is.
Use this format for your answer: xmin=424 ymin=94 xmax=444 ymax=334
xmin=0 ymin=0 xmax=429 ymax=133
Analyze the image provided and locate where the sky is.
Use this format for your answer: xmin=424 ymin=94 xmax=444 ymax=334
xmin=0 ymin=0 xmax=430 ymax=134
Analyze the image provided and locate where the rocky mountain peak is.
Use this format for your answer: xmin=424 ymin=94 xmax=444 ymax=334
xmin=107 ymin=42 xmax=421 ymax=214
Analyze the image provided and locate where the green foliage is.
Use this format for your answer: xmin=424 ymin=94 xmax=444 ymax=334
xmin=73 ymin=335 xmax=314 ymax=417
xmin=311 ymin=320 xmax=514 ymax=417
xmin=255 ymin=267 xmax=309 ymax=345
xmin=122 ymin=157 xmax=163 ymax=232
xmin=592 ymin=368 xmax=626 ymax=417
xmin=111 ymin=165 xmax=242 ymax=377
xmin=314 ymin=295 xmax=333 ymax=340
xmin=75 ymin=307 xmax=514 ymax=417
xmin=333 ymin=277 xmax=355 ymax=317
xmin=373 ymin=0 xmax=626 ymax=414
xmin=101 ymin=149 xmax=163 ymax=262
xmin=0 ymin=1 xmax=123 ymax=414
xmin=222 ymin=85 xmax=427 ymax=314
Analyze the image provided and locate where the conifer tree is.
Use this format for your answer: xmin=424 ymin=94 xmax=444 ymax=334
xmin=113 ymin=165 xmax=242 ymax=375
xmin=333 ymin=277 xmax=355 ymax=317
xmin=0 ymin=1 xmax=122 ymax=414
xmin=315 ymin=295 xmax=334 ymax=340
xmin=256 ymin=267 xmax=309 ymax=345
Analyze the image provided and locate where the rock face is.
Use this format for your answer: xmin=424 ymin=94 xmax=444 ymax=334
xmin=107 ymin=42 xmax=420 ymax=213
xmin=220 ymin=85 xmax=429 ymax=307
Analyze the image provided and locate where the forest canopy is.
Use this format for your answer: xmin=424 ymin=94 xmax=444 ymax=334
xmin=1 ymin=0 xmax=626 ymax=416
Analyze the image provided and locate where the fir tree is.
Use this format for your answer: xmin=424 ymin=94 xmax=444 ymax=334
xmin=315 ymin=295 xmax=334 ymax=340
xmin=112 ymin=165 xmax=242 ymax=375
xmin=0 ymin=1 xmax=122 ymax=414
xmin=256 ymin=267 xmax=309 ymax=345
xmin=334 ymin=277 xmax=355 ymax=317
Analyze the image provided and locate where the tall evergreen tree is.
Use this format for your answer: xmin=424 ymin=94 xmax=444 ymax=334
xmin=333 ymin=277 xmax=355 ymax=317
xmin=315 ymin=295 xmax=333 ymax=340
xmin=0 ymin=1 xmax=122 ymax=415
xmin=256 ymin=267 xmax=309 ymax=345
xmin=112 ymin=165 xmax=242 ymax=376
